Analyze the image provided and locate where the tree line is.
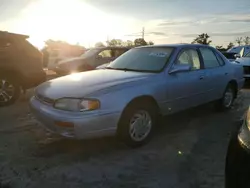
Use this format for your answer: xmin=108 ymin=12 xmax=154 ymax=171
xmin=191 ymin=33 xmax=250 ymax=51
xmin=95 ymin=38 xmax=154 ymax=48
xmin=42 ymin=34 xmax=250 ymax=55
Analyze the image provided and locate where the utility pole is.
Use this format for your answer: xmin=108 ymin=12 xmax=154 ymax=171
xmin=142 ymin=27 xmax=145 ymax=39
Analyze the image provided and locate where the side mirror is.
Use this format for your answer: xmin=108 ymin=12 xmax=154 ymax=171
xmin=234 ymin=53 xmax=241 ymax=59
xmin=169 ymin=64 xmax=191 ymax=74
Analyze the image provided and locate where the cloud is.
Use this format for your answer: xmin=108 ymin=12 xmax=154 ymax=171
xmin=147 ymin=31 xmax=166 ymax=36
xmin=180 ymin=31 xmax=250 ymax=38
xmin=158 ymin=21 xmax=192 ymax=26
xmin=228 ymin=18 xmax=250 ymax=23
xmin=157 ymin=14 xmax=250 ymax=27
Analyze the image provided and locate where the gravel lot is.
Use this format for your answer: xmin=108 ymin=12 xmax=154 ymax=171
xmin=0 ymin=87 xmax=249 ymax=188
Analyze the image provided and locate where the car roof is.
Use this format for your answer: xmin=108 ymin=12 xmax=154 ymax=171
xmin=136 ymin=43 xmax=213 ymax=49
xmin=0 ymin=31 xmax=29 ymax=40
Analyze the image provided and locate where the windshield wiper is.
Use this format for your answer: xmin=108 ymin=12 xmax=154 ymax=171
xmin=105 ymin=67 xmax=116 ymax=70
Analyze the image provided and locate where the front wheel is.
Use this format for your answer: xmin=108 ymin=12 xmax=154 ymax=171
xmin=117 ymin=102 xmax=157 ymax=148
xmin=0 ymin=75 xmax=21 ymax=107
xmin=215 ymin=84 xmax=235 ymax=111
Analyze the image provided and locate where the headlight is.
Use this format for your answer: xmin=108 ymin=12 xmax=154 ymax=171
xmin=54 ymin=98 xmax=100 ymax=112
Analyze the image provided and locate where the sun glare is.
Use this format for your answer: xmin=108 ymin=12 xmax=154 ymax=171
xmin=69 ymin=72 xmax=83 ymax=81
xmin=11 ymin=0 xmax=128 ymax=48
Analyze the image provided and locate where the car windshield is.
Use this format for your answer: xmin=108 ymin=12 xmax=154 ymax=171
xmin=81 ymin=49 xmax=100 ymax=58
xmin=106 ymin=47 xmax=174 ymax=72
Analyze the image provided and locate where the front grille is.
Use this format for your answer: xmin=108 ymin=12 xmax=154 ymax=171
xmin=35 ymin=93 xmax=54 ymax=105
xmin=243 ymin=66 xmax=250 ymax=75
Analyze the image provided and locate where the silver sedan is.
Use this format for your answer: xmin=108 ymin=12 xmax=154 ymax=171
xmin=30 ymin=44 xmax=244 ymax=147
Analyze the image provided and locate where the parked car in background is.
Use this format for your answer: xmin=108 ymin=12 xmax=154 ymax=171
xmin=54 ymin=46 xmax=130 ymax=75
xmin=222 ymin=52 xmax=239 ymax=62
xmin=96 ymin=62 xmax=109 ymax=69
xmin=234 ymin=51 xmax=250 ymax=79
xmin=225 ymin=107 xmax=250 ymax=188
xmin=30 ymin=44 xmax=244 ymax=147
xmin=0 ymin=31 xmax=46 ymax=106
xmin=46 ymin=49 xmax=74 ymax=70
xmin=227 ymin=45 xmax=250 ymax=57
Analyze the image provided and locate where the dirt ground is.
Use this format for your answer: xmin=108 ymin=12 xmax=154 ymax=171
xmin=0 ymin=87 xmax=249 ymax=188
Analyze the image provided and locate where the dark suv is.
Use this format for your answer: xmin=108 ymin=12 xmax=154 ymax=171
xmin=0 ymin=31 xmax=46 ymax=106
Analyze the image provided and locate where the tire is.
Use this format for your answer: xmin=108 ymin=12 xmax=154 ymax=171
xmin=0 ymin=75 xmax=21 ymax=107
xmin=215 ymin=83 xmax=236 ymax=111
xmin=117 ymin=101 xmax=157 ymax=148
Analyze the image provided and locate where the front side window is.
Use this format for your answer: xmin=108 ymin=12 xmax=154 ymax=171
xmin=200 ymin=48 xmax=220 ymax=68
xmin=81 ymin=49 xmax=100 ymax=58
xmin=107 ymin=47 xmax=174 ymax=72
xmin=176 ymin=49 xmax=201 ymax=70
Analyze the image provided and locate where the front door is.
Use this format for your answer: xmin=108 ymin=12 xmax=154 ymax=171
xmin=166 ymin=48 xmax=207 ymax=113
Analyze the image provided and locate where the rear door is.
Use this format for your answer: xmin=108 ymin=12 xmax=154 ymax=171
xmin=198 ymin=47 xmax=229 ymax=102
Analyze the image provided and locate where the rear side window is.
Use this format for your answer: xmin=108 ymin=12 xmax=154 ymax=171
xmin=200 ymin=48 xmax=220 ymax=68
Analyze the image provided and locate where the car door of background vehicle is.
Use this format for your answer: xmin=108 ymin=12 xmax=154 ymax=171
xmin=198 ymin=47 xmax=229 ymax=102
xmin=166 ymin=48 xmax=207 ymax=113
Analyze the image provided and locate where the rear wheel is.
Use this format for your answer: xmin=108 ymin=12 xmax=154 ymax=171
xmin=117 ymin=101 xmax=157 ymax=147
xmin=215 ymin=83 xmax=236 ymax=111
xmin=0 ymin=75 xmax=21 ymax=107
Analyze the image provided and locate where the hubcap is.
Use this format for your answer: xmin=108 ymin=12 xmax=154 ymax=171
xmin=0 ymin=79 xmax=15 ymax=103
xmin=223 ymin=87 xmax=233 ymax=108
xmin=129 ymin=110 xmax=152 ymax=142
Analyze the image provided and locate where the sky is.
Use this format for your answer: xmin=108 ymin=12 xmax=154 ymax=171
xmin=0 ymin=0 xmax=250 ymax=49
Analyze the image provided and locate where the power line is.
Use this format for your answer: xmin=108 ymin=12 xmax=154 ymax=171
xmin=124 ymin=27 xmax=146 ymax=39
xmin=142 ymin=27 xmax=145 ymax=39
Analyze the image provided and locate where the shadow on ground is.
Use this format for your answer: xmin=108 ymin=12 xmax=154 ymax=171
xmin=32 ymin=103 xmax=216 ymax=160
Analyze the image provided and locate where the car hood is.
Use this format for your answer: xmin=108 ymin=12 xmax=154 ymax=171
xmin=36 ymin=69 xmax=154 ymax=99
xmin=235 ymin=57 xmax=250 ymax=66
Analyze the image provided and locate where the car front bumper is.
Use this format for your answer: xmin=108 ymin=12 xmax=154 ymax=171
xmin=30 ymin=96 xmax=121 ymax=139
